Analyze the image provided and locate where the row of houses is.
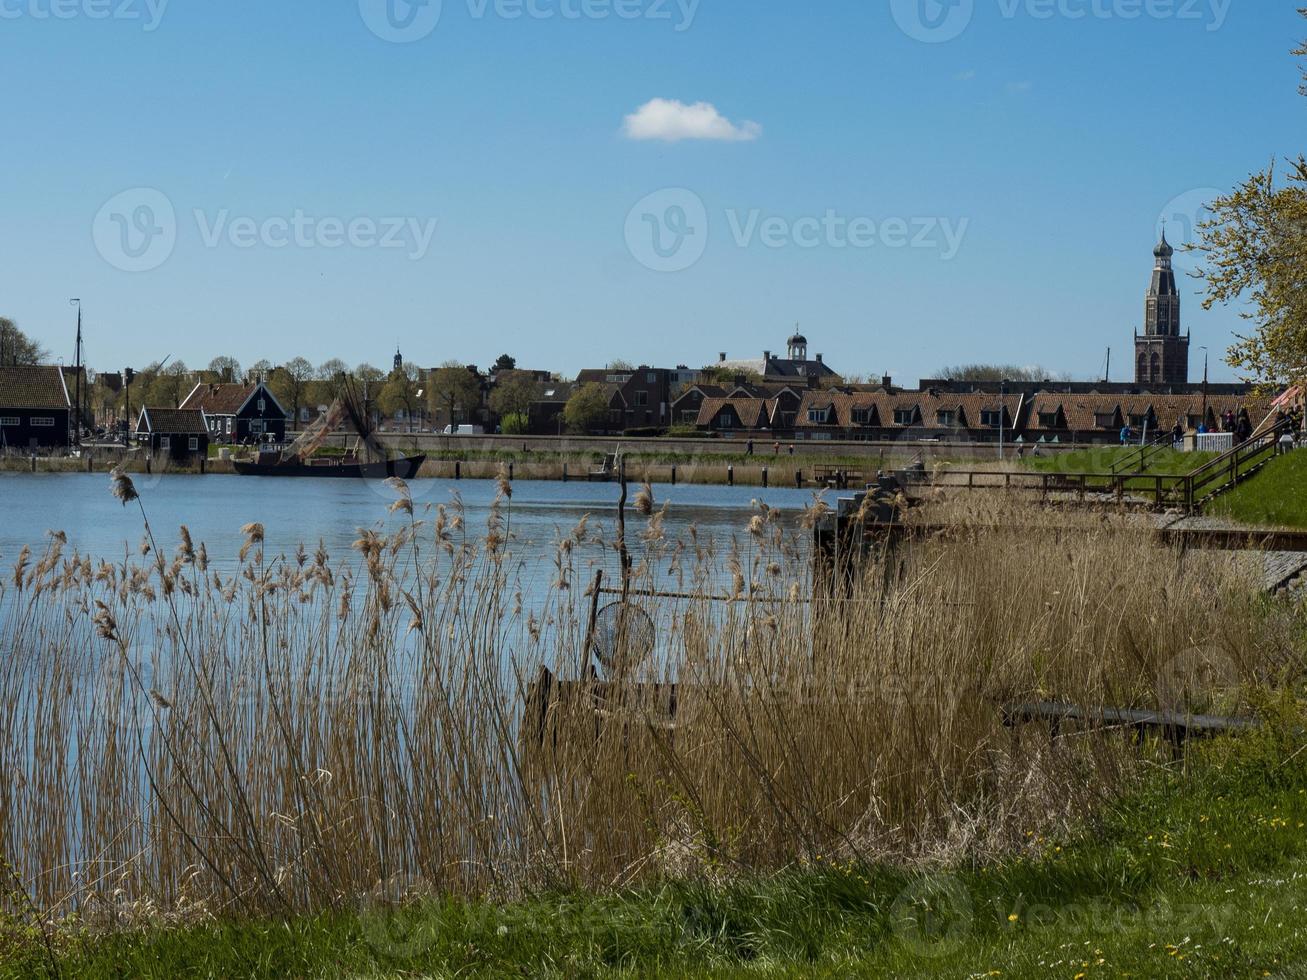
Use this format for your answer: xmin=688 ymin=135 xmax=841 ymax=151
xmin=134 ymin=381 xmax=290 ymax=462
xmin=0 ymin=366 xmax=290 ymax=460
xmin=0 ymin=337 xmax=1279 ymax=454
xmin=691 ymin=383 xmax=1274 ymax=445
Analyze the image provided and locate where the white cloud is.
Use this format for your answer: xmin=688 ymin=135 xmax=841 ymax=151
xmin=622 ymin=99 xmax=761 ymax=143
xmin=955 ymin=69 xmax=976 ymax=81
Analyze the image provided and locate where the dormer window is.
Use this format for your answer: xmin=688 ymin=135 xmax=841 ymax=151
xmin=851 ymin=408 xmax=872 ymax=425
xmin=893 ymin=409 xmax=914 ymax=426
xmin=980 ymin=409 xmax=1002 ymax=427
xmin=807 ymin=407 xmax=830 ymax=423
xmin=936 ymin=410 xmax=956 ymax=426
xmin=1038 ymin=411 xmax=1059 ymax=427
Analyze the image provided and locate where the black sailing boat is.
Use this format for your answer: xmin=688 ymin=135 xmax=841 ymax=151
xmin=233 ymin=378 xmax=426 ymax=479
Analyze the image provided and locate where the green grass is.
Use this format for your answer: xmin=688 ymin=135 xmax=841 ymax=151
xmin=1022 ymin=446 xmax=1218 ymax=478
xmin=1019 ymin=446 xmax=1221 ymax=500
xmin=1209 ymin=451 xmax=1307 ymax=529
xmin=369 ymin=446 xmax=936 ymax=471
xmin=13 ymin=705 xmax=1307 ymax=978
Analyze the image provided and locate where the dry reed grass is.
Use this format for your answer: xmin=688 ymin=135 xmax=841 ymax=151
xmin=0 ymin=474 xmax=1297 ymax=934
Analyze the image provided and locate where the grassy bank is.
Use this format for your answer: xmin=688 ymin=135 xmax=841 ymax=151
xmin=0 ymin=455 xmax=228 ymax=475
xmin=1209 ymin=451 xmax=1307 ymax=529
xmin=11 ymin=714 xmax=1307 ymax=978
xmin=1022 ymin=445 xmax=1219 ymax=477
xmin=412 ymin=447 xmax=943 ymax=487
xmin=4 ymin=446 xmax=924 ymax=487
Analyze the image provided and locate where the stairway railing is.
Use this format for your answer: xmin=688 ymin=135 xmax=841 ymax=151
xmin=1168 ymin=417 xmax=1294 ymax=510
xmin=1109 ymin=430 xmax=1173 ymax=476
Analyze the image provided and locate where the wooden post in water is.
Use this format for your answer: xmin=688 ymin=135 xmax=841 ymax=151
xmin=455 ymin=461 xmax=461 ymax=480
xmin=582 ymin=568 xmax=603 ymax=676
xmin=727 ymin=465 xmax=734 ymax=486
xmin=762 ymin=466 xmax=768 ymax=488
xmin=795 ymin=469 xmax=802 ymax=488
xmin=671 ymin=465 xmax=677 ymax=485
xmin=562 ymin=462 xmax=568 ymax=483
xmin=616 ymin=454 xmax=631 ymax=600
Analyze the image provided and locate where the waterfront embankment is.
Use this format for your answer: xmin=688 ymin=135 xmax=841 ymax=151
xmin=0 ymin=432 xmax=1078 ymax=486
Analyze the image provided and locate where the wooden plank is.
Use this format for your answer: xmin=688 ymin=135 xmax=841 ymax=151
xmin=1002 ymin=700 xmax=1261 ymax=739
xmin=861 ymin=520 xmax=1307 ymax=553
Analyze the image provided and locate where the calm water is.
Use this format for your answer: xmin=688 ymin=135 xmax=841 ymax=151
xmin=0 ymin=473 xmax=819 ymax=570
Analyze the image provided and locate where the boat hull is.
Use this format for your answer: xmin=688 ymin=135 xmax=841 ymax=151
xmin=232 ymin=454 xmax=427 ymax=480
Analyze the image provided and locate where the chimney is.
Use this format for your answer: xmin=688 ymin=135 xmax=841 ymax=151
xmin=882 ymin=374 xmax=892 ymax=389
xmin=763 ymin=350 xmax=771 ymax=361
xmin=815 ymin=353 xmax=823 ymax=364
xmin=719 ymin=352 xmax=727 ymax=363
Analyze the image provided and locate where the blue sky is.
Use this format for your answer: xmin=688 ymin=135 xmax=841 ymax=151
xmin=1 ymin=1 xmax=1302 ymax=383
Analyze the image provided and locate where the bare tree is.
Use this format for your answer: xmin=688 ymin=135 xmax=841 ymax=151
xmin=207 ymin=356 xmax=243 ymax=383
xmin=428 ymin=362 xmax=483 ymax=431
xmin=0 ymin=318 xmax=49 ymax=366
xmin=269 ymin=357 xmax=316 ymax=424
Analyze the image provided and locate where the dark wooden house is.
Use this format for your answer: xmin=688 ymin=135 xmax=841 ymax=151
xmin=135 ymin=407 xmax=210 ymax=464
xmin=0 ymin=365 xmax=72 ymax=452
xmin=179 ymin=381 xmax=288 ymax=445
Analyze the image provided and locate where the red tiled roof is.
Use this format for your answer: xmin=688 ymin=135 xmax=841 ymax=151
xmin=180 ymin=382 xmax=258 ymax=415
xmin=696 ymin=397 xmax=777 ymax=429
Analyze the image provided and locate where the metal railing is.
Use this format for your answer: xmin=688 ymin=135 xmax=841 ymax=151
xmin=1109 ymin=431 xmax=1173 ymax=476
xmin=1194 ymin=432 xmax=1236 ymax=454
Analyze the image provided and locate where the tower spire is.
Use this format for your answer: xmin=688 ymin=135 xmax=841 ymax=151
xmin=1135 ymin=229 xmax=1188 ymax=385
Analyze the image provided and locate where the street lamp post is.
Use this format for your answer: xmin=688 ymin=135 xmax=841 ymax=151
xmin=1199 ymin=346 xmax=1209 ymax=428
xmin=998 ymin=380 xmax=1009 ymax=460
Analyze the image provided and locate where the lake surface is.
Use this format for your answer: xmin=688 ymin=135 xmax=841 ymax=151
xmin=0 ymin=473 xmax=820 ymax=571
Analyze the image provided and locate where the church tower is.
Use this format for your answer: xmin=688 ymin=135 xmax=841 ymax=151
xmin=1134 ymin=232 xmax=1190 ymax=385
